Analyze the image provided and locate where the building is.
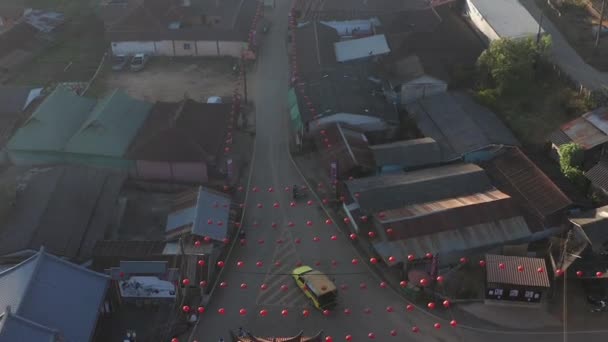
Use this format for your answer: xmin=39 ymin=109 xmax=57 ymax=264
xmin=0 ymin=165 xmax=126 ymax=261
xmin=106 ymin=0 xmax=258 ymax=58
xmin=312 ymin=122 xmax=374 ymax=179
xmin=463 ymin=0 xmax=543 ymax=43
xmin=127 ymin=99 xmax=231 ymax=184
xmin=406 ymin=92 xmax=520 ymax=161
xmin=0 ymin=248 xmax=109 ymax=341
xmin=334 ymin=34 xmax=390 ymax=62
xmin=382 ymin=55 xmax=447 ymax=105
xmin=231 ymin=330 xmax=324 ymax=342
xmin=370 ymin=137 xmax=442 ymax=173
xmin=569 ymin=205 xmax=608 ymax=255
xmin=343 ymin=163 xmax=532 ymax=264
xmin=482 ymin=147 xmax=572 ymax=233
xmin=484 ymin=254 xmax=550 ymax=304
xmin=548 ymin=107 xmax=608 ymax=160
xmin=6 ymin=87 xmax=152 ymax=168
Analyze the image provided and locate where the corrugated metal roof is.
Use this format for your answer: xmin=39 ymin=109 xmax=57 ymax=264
xmin=294 ymin=21 xmax=339 ymax=76
xmin=7 ymin=87 xmax=96 ymax=152
xmin=312 ymin=123 xmax=374 ymax=176
xmin=569 ymin=205 xmax=608 ymax=252
xmin=468 ymin=0 xmax=542 ymax=39
xmin=334 ymin=34 xmax=390 ymax=62
xmin=64 ymin=89 xmax=152 ymax=157
xmin=370 ymin=137 xmax=441 ymax=169
xmin=0 ymin=311 xmax=58 ymax=342
xmin=0 ymin=249 xmax=109 ymax=342
xmin=485 ymin=254 xmax=550 ymax=287
xmin=559 ymin=116 xmax=608 ymax=150
xmin=585 ymin=160 xmax=608 ymax=191
xmin=547 ymin=129 xmax=572 ymax=147
xmin=485 ymin=147 xmax=572 ymax=220
xmin=345 ymin=163 xmax=491 ymax=212
xmin=373 ymin=216 xmax=531 ymax=263
xmin=406 ymin=92 xmax=519 ymax=160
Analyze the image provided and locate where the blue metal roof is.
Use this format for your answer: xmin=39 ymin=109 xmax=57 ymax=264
xmin=0 ymin=249 xmax=109 ymax=342
xmin=0 ymin=310 xmax=58 ymax=342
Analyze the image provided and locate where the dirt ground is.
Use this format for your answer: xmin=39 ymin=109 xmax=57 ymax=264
xmin=538 ymin=0 xmax=608 ymax=71
xmin=98 ymin=58 xmax=239 ymax=102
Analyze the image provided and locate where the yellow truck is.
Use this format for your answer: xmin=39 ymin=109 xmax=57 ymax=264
xmin=292 ymin=265 xmax=337 ymax=310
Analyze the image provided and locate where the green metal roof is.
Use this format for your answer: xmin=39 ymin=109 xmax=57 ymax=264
xmin=64 ymin=89 xmax=152 ymax=157
xmin=7 ymin=87 xmax=96 ymax=152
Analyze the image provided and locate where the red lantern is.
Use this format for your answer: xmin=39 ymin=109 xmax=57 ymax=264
xmin=197 ymin=306 xmax=205 ymax=313
xmin=450 ymin=320 xmax=458 ymax=327
xmin=302 ymin=309 xmax=310 ymax=317
xmin=274 ymin=261 xmax=282 ymax=267
xmin=218 ymin=308 xmax=226 ymax=315
xmin=349 ymin=233 xmax=357 ymax=240
xmin=322 ymin=198 xmax=329 ymax=205
xmin=443 ymin=300 xmax=451 ymax=308
xmin=260 ymin=283 xmax=268 ymax=290
xmin=419 ymin=278 xmax=428 ymax=287
xmin=434 ymin=323 xmax=441 ymax=329
xmin=436 ymin=275 xmax=444 ymax=283
xmin=288 ymin=221 xmax=295 ymax=227
xmin=517 ymin=265 xmax=524 ymax=272
xmin=325 ymin=337 xmax=333 ymax=342
xmin=343 ymin=217 xmax=351 ymax=224
xmin=345 ymin=336 xmax=352 ymax=341
xmin=194 ymin=240 xmax=201 ymax=247
xmin=378 ymin=212 xmax=386 ymax=219
xmin=203 ymin=236 xmax=211 ymax=243
xmin=360 ymin=282 xmax=367 ymax=290
xmin=239 ymin=308 xmax=247 ymax=316
xmin=256 ymin=203 xmax=263 ymax=208
xmin=240 ymin=283 xmax=248 ymax=289
xmin=379 ymin=281 xmax=387 ymax=288
xmin=498 ymin=263 xmax=506 ymax=270
xmin=388 ymin=256 xmax=396 ymax=263
xmin=182 ymin=278 xmax=190 ymax=286
xmin=290 ymin=201 xmax=297 ymax=207
xmin=460 ymin=257 xmax=468 ymax=264
xmin=343 ymin=308 xmax=351 ymax=315
xmin=207 ymin=219 xmax=213 ymax=225
xmin=256 ymin=261 xmax=263 ymax=267
xmin=363 ymin=307 xmax=372 ymax=315
xmin=280 ymin=284 xmax=288 ymax=291
xmin=172 ymin=339 xmax=179 ymax=342
xmin=294 ymin=238 xmax=301 ymax=244
xmin=273 ymin=202 xmax=280 ymax=208
xmin=307 ymin=200 xmax=314 ymax=206
xmin=199 ymin=280 xmax=207 ymax=288
xmin=386 ymin=306 xmax=394 ymax=312
xmin=330 ymin=235 xmax=338 ymax=241
xmin=271 ymin=222 xmax=278 ymax=228
xmin=386 ymin=228 xmax=394 ymax=235
xmin=306 ymin=220 xmax=313 ymax=226
xmin=267 ymin=187 xmax=274 ymax=192
xmin=313 ymin=236 xmax=321 ymax=242
xmin=360 ymin=215 xmax=368 ymax=222
xmin=368 ymin=332 xmax=376 ymax=339
xmin=370 ymin=257 xmax=378 ymax=264
xmin=479 ymin=260 xmax=486 ymax=267
xmin=411 ymin=326 xmax=419 ymax=333
xmin=555 ymin=269 xmax=564 ymax=277
xmin=322 ymin=309 xmax=330 ymax=316
xmin=182 ymin=305 xmax=190 ymax=313
xmin=390 ymin=329 xmax=397 ymax=336
xmin=259 ymin=309 xmax=268 ymax=317
xmin=368 ymin=231 xmax=376 ymax=238
xmin=407 ymin=254 xmax=415 ymax=262
xmin=325 ymin=219 xmax=333 ymax=225
xmin=406 ymin=304 xmax=414 ymax=312
xmin=217 ymin=261 xmax=225 ymax=268
xmin=427 ymin=302 xmax=436 ymax=310
xmin=252 ymin=186 xmax=259 ymax=192
xmin=197 ymin=260 xmax=205 ymax=267
xmin=537 ymin=267 xmax=544 ymax=273
xmin=576 ymin=270 xmax=584 ymax=277
xmin=281 ymin=309 xmax=289 ymax=317
xmin=425 ymin=252 xmax=433 ymax=259
xmin=399 ymin=280 xmax=408 ymax=287
xmin=596 ymin=271 xmax=604 ymax=278
xmin=236 ymin=261 xmax=244 ymax=268
xmin=219 ymin=281 xmax=227 ymax=288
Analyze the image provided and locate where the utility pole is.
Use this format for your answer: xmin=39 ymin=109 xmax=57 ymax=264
xmin=536 ymin=11 xmax=544 ymax=46
xmin=243 ymin=59 xmax=248 ymax=104
xmin=596 ymin=0 xmax=607 ymax=50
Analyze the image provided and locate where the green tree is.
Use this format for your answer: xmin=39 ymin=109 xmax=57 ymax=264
xmin=477 ymin=36 xmax=551 ymax=94
xmin=559 ymin=142 xmax=584 ymax=170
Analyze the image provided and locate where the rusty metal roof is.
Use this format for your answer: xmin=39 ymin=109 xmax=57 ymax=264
xmin=557 ymin=107 xmax=608 ymax=150
xmin=585 ymin=160 xmax=608 ymax=192
xmin=485 ymin=254 xmax=550 ymax=287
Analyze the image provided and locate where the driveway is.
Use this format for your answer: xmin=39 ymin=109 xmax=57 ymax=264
xmin=188 ymin=0 xmax=608 ymax=341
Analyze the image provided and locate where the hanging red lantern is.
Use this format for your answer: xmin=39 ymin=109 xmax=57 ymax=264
xmin=330 ymin=235 xmax=338 ymax=241
xmin=596 ymin=271 xmax=604 ymax=278
xmin=240 ymin=283 xmax=248 ymax=289
xmin=443 ymin=300 xmax=451 ymax=308
xmin=281 ymin=309 xmax=289 ymax=317
xmin=388 ymin=256 xmax=396 ymax=263
xmin=307 ymin=200 xmax=314 ymax=206
xmin=345 ymin=336 xmax=352 ymax=341
xmin=273 ymin=202 xmax=280 ymax=208
xmin=217 ymin=261 xmax=225 ymax=268
xmin=207 ymin=219 xmax=213 ymax=225
xmin=239 ymin=308 xmax=247 ymax=316
xmin=236 ymin=261 xmax=244 ymax=268
xmin=406 ymin=304 xmax=414 ymax=312
xmin=379 ymin=281 xmax=387 ymax=288
xmin=325 ymin=219 xmax=333 ymax=225
xmin=425 ymin=252 xmax=433 ymax=259
xmin=182 ymin=278 xmax=190 ymax=286
xmin=280 ymin=284 xmax=289 ymax=291
xmin=411 ymin=326 xmax=419 ymax=333
xmin=219 ymin=282 xmax=227 ymax=288
xmin=360 ymin=215 xmax=368 ymax=222
xmin=367 ymin=332 xmax=375 ymax=339
xmin=197 ymin=260 xmax=205 ymax=267
xmin=256 ymin=261 xmax=263 ymax=267
xmin=288 ymin=221 xmax=295 ymax=227
xmin=427 ymin=302 xmax=436 ymax=310
xmin=479 ymin=260 xmax=486 ymax=267
xmin=399 ymin=280 xmax=408 ymax=288
xmin=343 ymin=308 xmax=351 ymax=315
xmin=260 ymin=283 xmax=268 ymax=290
xmin=197 ymin=306 xmax=205 ymax=314
xmin=172 ymin=339 xmax=179 ymax=342
xmin=290 ymin=201 xmax=297 ymax=207
xmin=182 ymin=305 xmax=190 ymax=313
xmin=257 ymin=239 xmax=264 ymax=244
xmin=267 ymin=187 xmax=274 ymax=192
xmin=378 ymin=212 xmax=386 ymax=219
xmin=256 ymin=203 xmax=263 ymax=208
xmin=434 ymin=323 xmax=441 ymax=329
xmin=218 ymin=308 xmax=226 ymax=315
xmin=368 ymin=231 xmax=376 ymax=238
xmin=537 ymin=267 xmax=544 ymax=273
xmin=576 ymin=270 xmax=584 ymax=277
xmin=306 ymin=220 xmax=313 ymax=226
xmin=386 ymin=306 xmax=394 ymax=312
xmin=407 ymin=254 xmax=415 ymax=262
xmin=349 ymin=233 xmax=357 ymax=240
xmin=363 ymin=308 xmax=372 ymax=315
xmin=325 ymin=337 xmax=333 ymax=342
xmin=259 ymin=309 xmax=268 ymax=317
xmin=302 ymin=309 xmax=310 ymax=317
xmin=294 ymin=238 xmax=301 ymax=244
xmin=460 ymin=257 xmax=468 ymax=264
xmin=203 ymin=236 xmax=211 ymax=243
xmin=344 ymin=217 xmax=351 ymax=224
xmin=386 ymin=228 xmax=394 ymax=235
xmin=370 ymin=257 xmax=378 ymax=264
xmin=313 ymin=236 xmax=321 ymax=242
xmin=360 ymin=282 xmax=367 ymax=289
xmin=322 ymin=309 xmax=330 ymax=316
xmin=498 ymin=263 xmax=506 ymax=270
xmin=322 ymin=198 xmax=329 ymax=205
xmin=436 ymin=275 xmax=444 ymax=283
xmin=271 ymin=222 xmax=278 ymax=228
xmin=274 ymin=261 xmax=282 ymax=267
xmin=517 ymin=265 xmax=524 ymax=272
xmin=194 ymin=240 xmax=201 ymax=247
xmin=199 ymin=280 xmax=207 ymax=288
xmin=419 ymin=278 xmax=428 ymax=287
xmin=555 ymin=269 xmax=564 ymax=277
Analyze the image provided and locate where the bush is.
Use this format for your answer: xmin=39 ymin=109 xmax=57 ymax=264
xmin=559 ymin=143 xmax=584 ymax=169
xmin=475 ymin=88 xmax=499 ymax=110
xmin=562 ymin=166 xmax=588 ymax=189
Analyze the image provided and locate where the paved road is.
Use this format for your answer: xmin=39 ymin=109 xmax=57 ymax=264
xmin=519 ymin=0 xmax=608 ymax=91
xmin=189 ymin=1 xmax=608 ymax=341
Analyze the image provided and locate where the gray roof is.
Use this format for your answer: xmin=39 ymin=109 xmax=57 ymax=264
xmin=0 ymin=309 xmax=58 ymax=342
xmin=370 ymin=137 xmax=441 ymax=169
xmin=468 ymin=0 xmax=542 ymax=39
xmin=0 ymin=165 xmax=126 ymax=259
xmin=345 ymin=163 xmax=492 ymax=212
xmin=0 ymin=249 xmax=109 ymax=342
xmin=569 ymin=205 xmax=608 ymax=252
xmin=585 ymin=160 xmax=608 ymax=191
xmin=406 ymin=92 xmax=519 ymax=160
xmin=166 ymin=186 xmax=230 ymax=241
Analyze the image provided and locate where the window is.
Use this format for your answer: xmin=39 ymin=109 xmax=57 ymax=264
xmin=184 ymin=43 xmax=191 ymax=50
xmin=524 ymin=291 xmax=534 ymax=298
xmin=509 ymin=289 xmax=519 ymax=297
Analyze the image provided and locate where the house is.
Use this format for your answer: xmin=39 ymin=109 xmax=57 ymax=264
xmin=126 ymin=99 xmax=231 ymax=184
xmin=334 ymin=34 xmax=390 ymax=62
xmin=383 ymin=55 xmax=447 ymax=105
xmin=293 ymin=21 xmax=339 ymax=78
xmin=0 ymin=165 xmax=126 ymax=261
xmin=106 ymin=0 xmax=258 ymax=58
xmin=165 ymin=186 xmax=233 ymax=242
xmin=569 ymin=205 xmax=608 ymax=255
xmin=370 ymin=137 xmax=442 ymax=173
xmin=0 ymin=248 xmax=109 ymax=342
xmin=484 ymin=254 xmax=550 ymax=304
xmin=464 ymin=0 xmax=543 ymax=43
xmin=312 ymin=123 xmax=374 ymax=179
xmin=343 ymin=163 xmax=532 ymax=264
xmin=482 ymin=147 xmax=572 ymax=233
xmin=586 ymin=160 xmax=608 ymax=196
xmin=548 ymin=107 xmax=608 ymax=162
xmin=6 ymin=87 xmax=151 ymax=168
xmin=406 ymin=92 xmax=520 ymax=161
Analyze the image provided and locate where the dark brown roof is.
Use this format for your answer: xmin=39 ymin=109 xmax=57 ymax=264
xmin=0 ymin=166 xmax=126 ymax=260
xmin=312 ymin=123 xmax=374 ymax=176
xmin=127 ymin=99 xmax=230 ymax=163
xmin=294 ymin=21 xmax=339 ymax=77
xmin=485 ymin=254 xmax=550 ymax=287
xmin=586 ymin=160 xmax=608 ymax=192
xmin=370 ymin=137 xmax=441 ymax=169
xmin=91 ymin=240 xmax=171 ymax=272
xmin=484 ymin=147 xmax=572 ymax=228
xmin=0 ymin=22 xmax=38 ymax=60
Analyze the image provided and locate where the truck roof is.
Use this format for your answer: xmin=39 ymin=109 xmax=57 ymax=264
xmin=301 ymin=270 xmax=337 ymax=296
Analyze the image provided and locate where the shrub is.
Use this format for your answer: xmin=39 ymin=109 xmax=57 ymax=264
xmin=475 ymin=88 xmax=499 ymax=110
xmin=559 ymin=143 xmax=584 ymax=169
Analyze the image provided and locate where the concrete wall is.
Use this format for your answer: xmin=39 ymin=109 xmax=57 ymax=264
xmin=155 ymin=40 xmax=174 ymax=55
xmin=196 ymin=40 xmax=220 ymax=56
xmin=174 ymin=40 xmax=197 ymax=56
xmin=217 ymin=41 xmax=244 ymax=57
xmin=111 ymin=41 xmax=156 ymax=55
xmin=464 ymin=0 xmax=500 ymax=43
xmin=131 ymin=160 xmax=208 ymax=184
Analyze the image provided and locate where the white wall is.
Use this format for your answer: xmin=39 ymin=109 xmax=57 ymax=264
xmin=218 ymin=41 xmax=244 ymax=57
xmin=196 ymin=41 xmax=219 ymax=56
xmin=400 ymin=76 xmax=448 ymax=105
xmin=464 ymin=0 xmax=500 ymax=43
xmin=111 ymin=41 xmax=156 ymax=55
xmin=155 ymin=40 xmax=174 ymax=56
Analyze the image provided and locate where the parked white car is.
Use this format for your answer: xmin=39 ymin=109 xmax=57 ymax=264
xmin=206 ymin=96 xmax=223 ymax=104
xmin=130 ymin=54 xmax=148 ymax=72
